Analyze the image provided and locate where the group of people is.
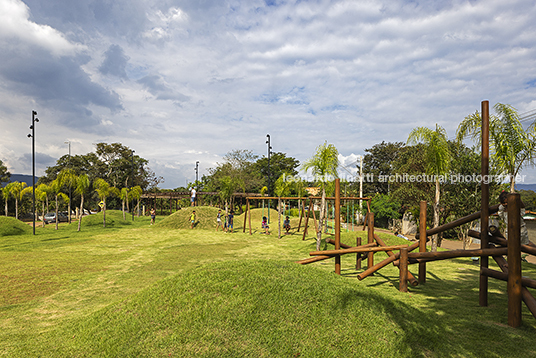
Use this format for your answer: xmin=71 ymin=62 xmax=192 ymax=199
xmin=216 ymin=209 xmax=234 ymax=233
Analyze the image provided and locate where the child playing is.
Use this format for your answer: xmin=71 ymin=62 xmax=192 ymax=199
xmin=150 ymin=208 xmax=156 ymax=225
xmin=216 ymin=209 xmax=223 ymax=231
xmin=227 ymin=211 xmax=234 ymax=233
xmin=497 ymin=191 xmax=530 ymax=245
xmin=262 ymin=216 xmax=270 ymax=235
xmin=190 ymin=210 xmax=196 ymax=229
xmin=283 ymin=216 xmax=291 ymax=234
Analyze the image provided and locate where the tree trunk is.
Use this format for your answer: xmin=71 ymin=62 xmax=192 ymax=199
xmin=103 ymin=200 xmax=106 ymax=228
xmin=510 ymin=176 xmax=516 ymax=193
xmin=15 ymin=198 xmax=18 ymax=220
xmin=316 ymin=187 xmax=326 ymax=251
xmin=4 ymin=199 xmax=7 ymax=217
xmin=278 ymin=197 xmax=282 ymax=239
xmin=431 ymin=179 xmax=440 ymax=252
xmin=122 ymin=200 xmax=126 ymax=220
xmin=55 ymin=195 xmax=59 ymax=230
xmin=41 ymin=202 xmax=45 ymax=228
xmin=78 ymin=194 xmax=84 ymax=232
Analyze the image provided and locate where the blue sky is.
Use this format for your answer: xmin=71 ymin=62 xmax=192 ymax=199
xmin=1 ymin=0 xmax=536 ymax=188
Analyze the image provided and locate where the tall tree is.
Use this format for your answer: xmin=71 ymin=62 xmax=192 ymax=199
xmin=94 ymin=178 xmax=119 ymax=228
xmin=129 ymin=186 xmax=143 ymax=217
xmin=36 ymin=183 xmax=50 ymax=227
xmin=302 ymin=142 xmax=339 ymax=251
xmin=2 ymin=182 xmax=14 ymax=217
xmin=456 ymin=103 xmax=536 ymax=192
xmin=254 ymin=152 xmax=300 ymax=195
xmin=50 ymin=171 xmax=70 ymax=230
xmin=0 ymin=159 xmax=10 ymax=185
xmin=75 ymin=174 xmax=90 ymax=232
xmin=407 ymin=124 xmax=452 ymax=252
xmin=8 ymin=181 xmax=28 ymax=220
xmin=362 ymin=141 xmax=404 ymax=195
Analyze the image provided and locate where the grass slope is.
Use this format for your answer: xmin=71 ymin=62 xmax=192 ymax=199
xmin=0 ymin=216 xmax=32 ymax=236
xmin=58 ymin=260 xmax=428 ymax=357
xmin=81 ymin=210 xmax=135 ymax=228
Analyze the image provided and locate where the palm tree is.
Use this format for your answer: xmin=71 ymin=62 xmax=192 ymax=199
xmin=75 ymin=174 xmax=90 ymax=231
xmin=129 ymin=186 xmax=143 ymax=217
xmin=36 ymin=183 xmax=50 ymax=227
xmin=456 ymin=103 xmax=536 ymax=192
xmin=2 ymin=182 xmax=14 ymax=217
xmin=50 ymin=173 xmax=69 ymax=230
xmin=94 ymin=178 xmax=119 ymax=228
xmin=120 ymin=187 xmax=129 ymax=220
xmin=408 ymin=124 xmax=452 ymax=252
xmin=61 ymin=169 xmax=77 ymax=224
xmin=274 ymin=173 xmax=292 ymax=239
xmin=302 ymin=142 xmax=339 ymax=251
xmin=8 ymin=181 xmax=28 ymax=220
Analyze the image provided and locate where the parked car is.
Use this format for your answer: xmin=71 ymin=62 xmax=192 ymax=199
xmin=44 ymin=212 xmax=69 ymax=224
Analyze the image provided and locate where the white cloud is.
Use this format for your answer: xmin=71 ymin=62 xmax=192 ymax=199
xmin=0 ymin=0 xmax=84 ymax=57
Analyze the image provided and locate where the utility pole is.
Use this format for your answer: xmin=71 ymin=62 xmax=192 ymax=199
xmin=266 ymin=134 xmax=272 ymax=223
xmin=28 ymin=111 xmax=39 ymax=235
xmin=195 ymin=161 xmax=199 ymax=206
xmin=131 ymin=150 xmax=135 ymax=221
xmin=65 ymin=141 xmax=71 ymax=223
xmin=358 ymin=155 xmax=363 ymax=224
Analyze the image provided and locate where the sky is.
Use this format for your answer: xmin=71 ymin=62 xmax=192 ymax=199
xmin=1 ymin=0 xmax=536 ymax=189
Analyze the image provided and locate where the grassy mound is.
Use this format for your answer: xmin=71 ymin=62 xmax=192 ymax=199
xmin=157 ymin=206 xmax=222 ymax=230
xmin=59 ymin=260 xmax=436 ymax=357
xmin=0 ymin=216 xmax=33 ymax=236
xmin=81 ymin=210 xmax=134 ymax=228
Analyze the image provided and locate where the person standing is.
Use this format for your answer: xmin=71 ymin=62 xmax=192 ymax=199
xmin=191 ymin=187 xmax=196 ymax=206
xmin=216 ymin=209 xmax=224 ymax=231
xmin=150 ymin=208 xmax=156 ymax=225
xmin=190 ymin=210 xmax=196 ymax=229
xmin=227 ymin=211 xmax=234 ymax=233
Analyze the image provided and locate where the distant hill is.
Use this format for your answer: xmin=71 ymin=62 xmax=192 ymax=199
xmin=1 ymin=174 xmax=39 ymax=187
xmin=515 ymin=184 xmax=536 ymax=192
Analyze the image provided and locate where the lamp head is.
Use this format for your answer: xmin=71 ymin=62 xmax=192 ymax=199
xmin=32 ymin=111 xmax=37 ymax=115
xmin=34 ymin=118 xmax=39 ymax=122
xmin=27 ymin=134 xmax=32 ymax=138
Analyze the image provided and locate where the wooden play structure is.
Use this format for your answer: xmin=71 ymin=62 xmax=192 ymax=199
xmin=242 ymin=195 xmax=371 ymax=238
xmin=298 ymin=101 xmax=536 ymax=328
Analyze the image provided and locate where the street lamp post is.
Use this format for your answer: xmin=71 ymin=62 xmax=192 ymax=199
xmin=28 ymin=111 xmax=39 ymax=235
xmin=64 ymin=141 xmax=71 ymax=223
xmin=266 ymin=134 xmax=272 ymax=223
xmin=195 ymin=161 xmax=199 ymax=207
xmin=131 ymin=150 xmax=135 ymax=221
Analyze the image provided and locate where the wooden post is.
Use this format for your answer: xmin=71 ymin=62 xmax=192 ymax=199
xmin=297 ymin=199 xmax=305 ymax=232
xmin=419 ymin=200 xmax=427 ymax=284
xmin=367 ymin=212 xmax=374 ymax=269
xmin=507 ymin=193 xmax=522 ymax=328
xmin=399 ymin=247 xmax=408 ymax=292
xmin=335 ymin=179 xmax=341 ymax=275
xmin=248 ymin=200 xmax=252 ymax=235
xmin=302 ymin=199 xmax=311 ymax=240
xmin=243 ymin=199 xmax=248 ymax=233
xmin=480 ymin=100 xmax=490 ymax=307
xmin=356 ymin=236 xmax=362 ymax=270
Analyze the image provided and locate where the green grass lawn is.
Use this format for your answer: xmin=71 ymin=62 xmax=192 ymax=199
xmin=1 ymin=209 xmax=536 ymax=357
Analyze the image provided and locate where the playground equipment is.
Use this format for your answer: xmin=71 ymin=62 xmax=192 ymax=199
xmin=297 ymin=101 xmax=536 ymax=328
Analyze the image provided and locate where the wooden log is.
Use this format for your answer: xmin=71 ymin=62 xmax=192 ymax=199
xmin=335 ymin=179 xmax=341 ymax=275
xmin=326 ymin=238 xmax=377 ymax=250
xmin=310 ymin=244 xmax=409 ymax=257
xmin=407 ymin=247 xmax=507 ymax=261
xmin=399 ymin=247 xmax=408 ymax=292
xmin=419 ymin=200 xmax=427 ymax=284
xmin=368 ymin=213 xmax=374 ymax=269
xmin=469 ymin=229 xmax=536 ymax=256
xmin=374 ymin=234 xmax=418 ymax=286
xmin=356 ymin=236 xmax=362 ymax=270
xmin=415 ymin=204 xmax=500 ymax=240
xmin=493 ymin=254 xmax=536 ymax=320
xmin=481 ymin=267 xmax=536 ymax=289
xmin=507 ymin=193 xmax=522 ymax=328
xmin=357 ymin=240 xmax=421 ymax=280
xmin=297 ymin=255 xmax=332 ymax=265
